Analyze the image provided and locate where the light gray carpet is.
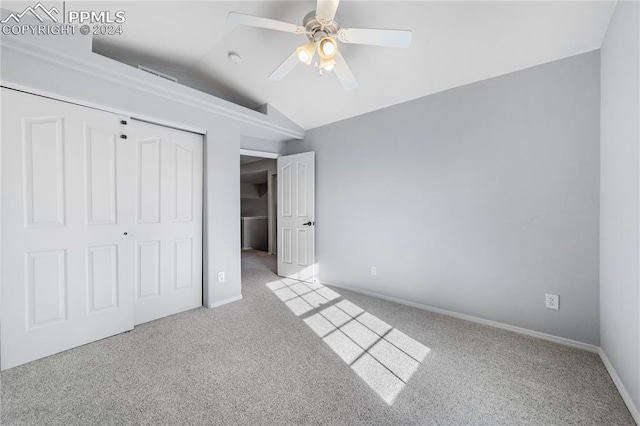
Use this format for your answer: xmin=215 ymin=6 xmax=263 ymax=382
xmin=0 ymin=250 xmax=635 ymax=425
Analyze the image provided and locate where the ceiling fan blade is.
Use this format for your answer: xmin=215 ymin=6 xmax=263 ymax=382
xmin=228 ymin=12 xmax=305 ymax=34
xmin=338 ymin=27 xmax=412 ymax=48
xmin=269 ymin=51 xmax=300 ymax=81
xmin=332 ymin=51 xmax=358 ymax=91
xmin=316 ymin=0 xmax=340 ymax=22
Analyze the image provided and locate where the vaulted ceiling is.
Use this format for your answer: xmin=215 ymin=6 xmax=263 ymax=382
xmin=80 ymin=1 xmax=615 ymax=130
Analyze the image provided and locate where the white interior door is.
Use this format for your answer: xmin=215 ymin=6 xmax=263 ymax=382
xmin=128 ymin=120 xmax=203 ymax=325
xmin=0 ymin=89 xmax=134 ymax=370
xmin=277 ymin=152 xmax=316 ymax=281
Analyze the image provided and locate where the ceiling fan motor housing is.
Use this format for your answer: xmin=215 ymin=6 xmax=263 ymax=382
xmin=303 ymin=10 xmax=339 ymax=41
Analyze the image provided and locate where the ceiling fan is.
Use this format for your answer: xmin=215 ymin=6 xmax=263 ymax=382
xmin=228 ymin=0 xmax=412 ymax=91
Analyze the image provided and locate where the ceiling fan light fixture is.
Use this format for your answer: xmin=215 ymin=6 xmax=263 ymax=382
xmin=318 ymin=37 xmax=337 ymax=59
xmin=296 ymin=41 xmax=315 ymax=64
xmin=320 ymin=57 xmax=336 ymax=71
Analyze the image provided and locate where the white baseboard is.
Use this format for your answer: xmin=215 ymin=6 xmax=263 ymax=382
xmin=209 ymin=294 xmax=243 ymax=308
xmin=323 ymin=281 xmax=599 ymax=353
xmin=599 ymin=349 xmax=640 ymax=424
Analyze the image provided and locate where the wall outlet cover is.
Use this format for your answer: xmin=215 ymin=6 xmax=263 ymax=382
xmin=371 ymin=266 xmax=377 ymax=276
xmin=545 ymin=293 xmax=559 ymax=310
xmin=217 ymin=271 xmax=225 ymax=283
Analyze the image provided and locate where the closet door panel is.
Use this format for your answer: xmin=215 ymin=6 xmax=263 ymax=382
xmin=0 ymin=89 xmax=134 ymax=370
xmin=130 ymin=121 xmax=203 ymax=325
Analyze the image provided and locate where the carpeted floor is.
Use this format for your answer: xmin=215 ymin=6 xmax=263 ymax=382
xmin=0 ymin=249 xmax=635 ymax=425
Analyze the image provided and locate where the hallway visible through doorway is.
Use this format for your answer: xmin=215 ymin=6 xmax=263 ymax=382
xmin=240 ymin=155 xmax=277 ymax=255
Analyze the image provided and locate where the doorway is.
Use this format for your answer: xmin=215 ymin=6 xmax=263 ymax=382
xmin=239 ymin=151 xmax=278 ymax=261
xmin=239 ymin=149 xmax=316 ymax=282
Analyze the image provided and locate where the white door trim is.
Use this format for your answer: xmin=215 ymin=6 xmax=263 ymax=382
xmin=239 ymin=149 xmax=281 ymax=159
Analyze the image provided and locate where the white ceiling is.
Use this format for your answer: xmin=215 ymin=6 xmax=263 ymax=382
xmin=83 ymin=1 xmax=616 ymax=130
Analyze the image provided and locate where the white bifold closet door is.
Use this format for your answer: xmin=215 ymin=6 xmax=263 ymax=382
xmin=129 ymin=120 xmax=203 ymax=326
xmin=0 ymin=88 xmax=202 ymax=370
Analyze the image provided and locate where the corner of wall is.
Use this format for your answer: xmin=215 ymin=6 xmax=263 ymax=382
xmin=599 ymin=348 xmax=640 ymax=423
xmin=599 ymin=0 xmax=640 ymax=420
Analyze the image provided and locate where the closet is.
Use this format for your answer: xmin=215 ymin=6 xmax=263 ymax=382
xmin=0 ymin=88 xmax=203 ymax=370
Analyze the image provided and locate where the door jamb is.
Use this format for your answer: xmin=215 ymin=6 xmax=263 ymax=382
xmin=239 ymin=149 xmax=280 ymax=159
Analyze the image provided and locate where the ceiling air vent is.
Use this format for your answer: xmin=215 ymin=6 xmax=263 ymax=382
xmin=137 ymin=65 xmax=178 ymax=83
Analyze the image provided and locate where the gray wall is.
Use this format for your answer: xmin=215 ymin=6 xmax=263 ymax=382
xmin=241 ymin=218 xmax=268 ymax=251
xmin=241 ymin=136 xmax=287 ymax=155
xmin=241 ymin=198 xmax=268 ymax=217
xmin=600 ymin=0 xmax=640 ymax=416
xmin=286 ymin=51 xmax=601 ymax=345
xmin=241 ymin=158 xmax=277 ymax=175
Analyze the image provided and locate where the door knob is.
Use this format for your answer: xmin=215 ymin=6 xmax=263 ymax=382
xmin=302 ymin=221 xmax=314 ymax=226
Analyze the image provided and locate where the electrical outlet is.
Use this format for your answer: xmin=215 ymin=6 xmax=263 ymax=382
xmin=545 ymin=294 xmax=559 ymax=310
xmin=371 ymin=266 xmax=377 ymax=276
xmin=217 ymin=271 xmax=225 ymax=283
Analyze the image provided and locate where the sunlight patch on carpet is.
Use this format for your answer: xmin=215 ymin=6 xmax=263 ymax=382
xmin=267 ymin=278 xmax=431 ymax=405
xmin=266 ymin=279 xmax=334 ymax=316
